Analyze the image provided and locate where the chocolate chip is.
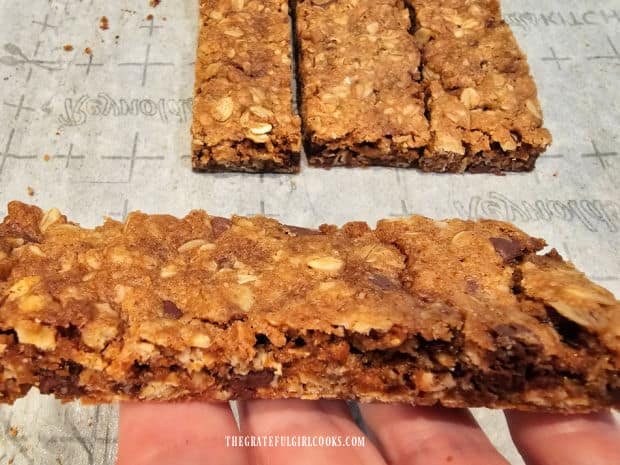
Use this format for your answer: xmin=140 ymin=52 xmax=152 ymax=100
xmin=56 ymin=324 xmax=81 ymax=339
xmin=162 ymin=300 xmax=183 ymax=319
xmin=227 ymin=369 xmax=275 ymax=399
xmin=489 ymin=237 xmax=524 ymax=262
xmin=285 ymin=225 xmax=323 ymax=236
xmin=368 ymin=273 xmax=400 ymax=290
xmin=37 ymin=367 xmax=84 ymax=398
xmin=254 ymin=333 xmax=271 ymax=346
xmin=211 ymin=216 xmax=232 ymax=238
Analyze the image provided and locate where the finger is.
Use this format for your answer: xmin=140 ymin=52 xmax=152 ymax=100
xmin=360 ymin=404 xmax=510 ymax=465
xmin=239 ymin=399 xmax=386 ymax=465
xmin=505 ymin=411 xmax=620 ymax=465
xmin=116 ymin=402 xmax=248 ymax=465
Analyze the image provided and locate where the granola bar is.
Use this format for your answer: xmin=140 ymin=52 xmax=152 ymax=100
xmin=295 ymin=0 xmax=430 ymax=167
xmin=1 ymin=202 xmax=618 ymax=412
xmin=408 ymin=0 xmax=552 ymax=172
xmin=191 ymin=0 xmax=301 ymax=173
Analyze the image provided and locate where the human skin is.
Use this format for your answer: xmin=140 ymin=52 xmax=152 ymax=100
xmin=116 ymin=401 xmax=620 ymax=465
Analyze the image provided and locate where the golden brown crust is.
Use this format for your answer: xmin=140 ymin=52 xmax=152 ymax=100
xmin=191 ymin=0 xmax=301 ymax=173
xmin=296 ymin=0 xmax=430 ymax=167
xmin=1 ymin=202 xmax=617 ymax=411
xmin=408 ymin=0 xmax=552 ymax=172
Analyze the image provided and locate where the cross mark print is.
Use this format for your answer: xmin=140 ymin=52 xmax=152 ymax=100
xmin=118 ymin=44 xmax=173 ymax=87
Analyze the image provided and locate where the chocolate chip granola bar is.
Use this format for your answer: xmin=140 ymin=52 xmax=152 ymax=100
xmin=191 ymin=0 xmax=301 ymax=172
xmin=295 ymin=0 xmax=431 ymax=167
xmin=0 ymin=202 xmax=617 ymax=411
xmin=408 ymin=0 xmax=552 ymax=172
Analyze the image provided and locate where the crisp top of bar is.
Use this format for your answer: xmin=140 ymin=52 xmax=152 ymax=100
xmin=410 ymin=0 xmax=552 ymax=158
xmin=297 ymin=0 xmax=430 ymax=147
xmin=191 ymin=0 xmax=300 ymax=161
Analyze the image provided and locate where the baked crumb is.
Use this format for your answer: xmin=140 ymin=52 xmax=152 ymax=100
xmin=84 ymin=47 xmax=92 ymax=55
xmin=9 ymin=426 xmax=18 ymax=437
xmin=63 ymin=44 xmax=73 ymax=52
xmin=149 ymin=0 xmax=161 ymax=7
xmin=26 ymin=187 xmax=34 ymax=196
xmin=43 ymin=154 xmax=50 ymax=161
xmin=99 ymin=16 xmax=109 ymax=30
xmin=146 ymin=14 xmax=154 ymax=20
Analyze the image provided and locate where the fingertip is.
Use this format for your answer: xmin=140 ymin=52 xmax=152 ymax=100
xmin=360 ymin=404 xmax=509 ymax=465
xmin=505 ymin=410 xmax=620 ymax=465
xmin=116 ymin=402 xmax=247 ymax=465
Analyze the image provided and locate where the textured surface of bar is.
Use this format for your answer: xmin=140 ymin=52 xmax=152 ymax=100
xmin=191 ymin=0 xmax=301 ymax=172
xmin=296 ymin=0 xmax=430 ymax=167
xmin=408 ymin=0 xmax=552 ymax=172
xmin=1 ymin=202 xmax=618 ymax=411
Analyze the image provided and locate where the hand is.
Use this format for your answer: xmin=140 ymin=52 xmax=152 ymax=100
xmin=116 ymin=400 xmax=620 ymax=465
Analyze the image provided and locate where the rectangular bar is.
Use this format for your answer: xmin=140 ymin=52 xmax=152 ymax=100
xmin=295 ymin=0 xmax=430 ymax=167
xmin=1 ymin=202 xmax=618 ymax=412
xmin=408 ymin=0 xmax=552 ymax=172
xmin=191 ymin=0 xmax=301 ymax=173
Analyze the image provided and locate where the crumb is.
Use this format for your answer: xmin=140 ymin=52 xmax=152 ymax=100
xmin=55 ymin=130 xmax=61 ymax=136
xmin=162 ymin=16 xmax=167 ymax=21
xmin=146 ymin=14 xmax=154 ymax=20
xmin=85 ymin=47 xmax=92 ymax=55
xmin=43 ymin=154 xmax=50 ymax=161
xmin=27 ymin=186 xmax=34 ymax=196
xmin=100 ymin=16 xmax=109 ymax=30
xmin=56 ymin=458 xmax=62 ymax=465
xmin=3 ymin=76 xmax=8 ymax=81
xmin=63 ymin=44 xmax=74 ymax=51
xmin=553 ymin=171 xmax=558 ymax=177
xmin=149 ymin=0 xmax=162 ymax=7
xmin=9 ymin=426 xmax=18 ymax=437
xmin=8 ymin=459 xmax=14 ymax=465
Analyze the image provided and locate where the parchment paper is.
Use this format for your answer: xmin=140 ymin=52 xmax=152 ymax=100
xmin=0 ymin=0 xmax=618 ymax=463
